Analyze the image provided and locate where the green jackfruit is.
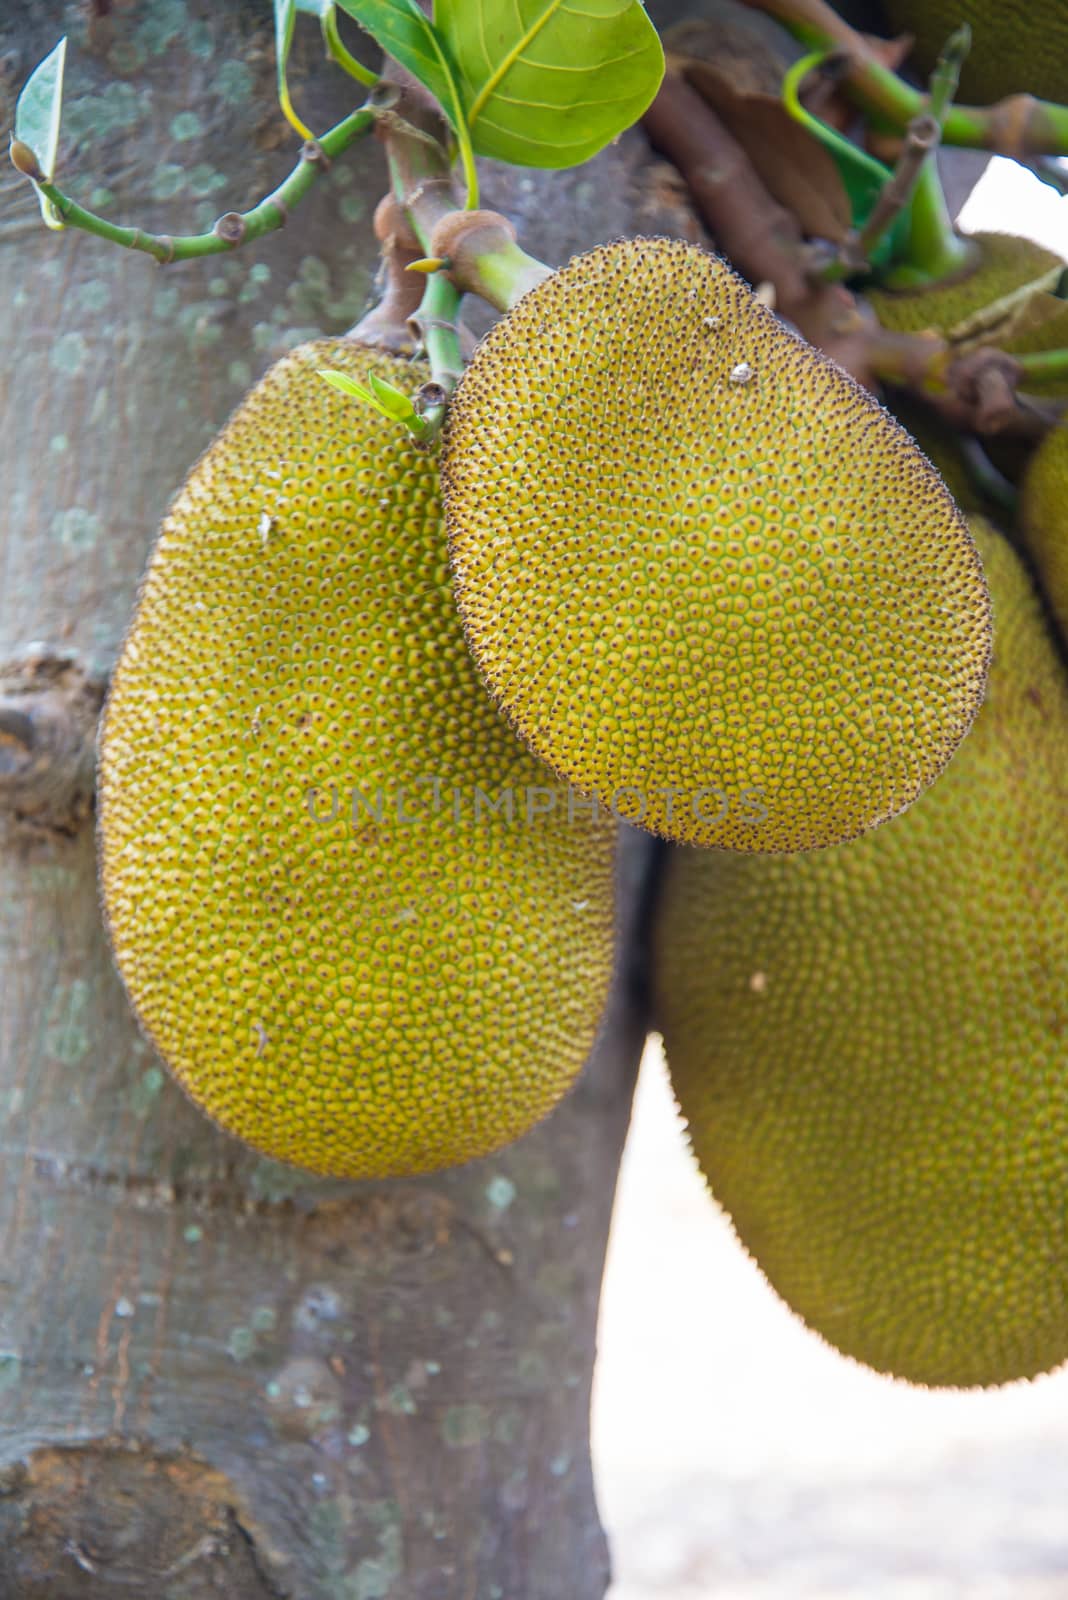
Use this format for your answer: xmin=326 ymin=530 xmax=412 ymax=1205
xmin=653 ymin=519 xmax=1068 ymax=1387
xmin=882 ymin=394 xmax=981 ymax=517
xmin=99 ymin=341 xmax=617 ymax=1178
xmin=1020 ymin=419 xmax=1068 ymax=649
xmin=443 ymin=236 xmax=991 ymax=855
xmin=869 ymin=232 xmax=1068 ymax=500
xmin=866 ymin=232 xmax=1063 ymax=343
xmin=883 ymin=0 xmax=1068 ymax=105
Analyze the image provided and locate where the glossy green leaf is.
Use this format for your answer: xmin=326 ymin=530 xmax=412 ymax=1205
xmin=435 ymin=0 xmax=664 ymax=169
xmin=14 ymin=37 xmax=67 ymax=229
xmin=367 ymin=371 xmax=418 ymax=420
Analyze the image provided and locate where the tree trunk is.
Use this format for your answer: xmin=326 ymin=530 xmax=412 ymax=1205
xmin=0 ymin=5 xmax=693 ymax=1594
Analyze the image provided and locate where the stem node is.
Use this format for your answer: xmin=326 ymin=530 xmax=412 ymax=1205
xmin=212 ymin=212 xmax=246 ymax=246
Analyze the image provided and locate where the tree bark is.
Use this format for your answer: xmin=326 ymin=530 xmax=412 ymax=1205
xmin=0 ymin=5 xmax=693 ymax=1594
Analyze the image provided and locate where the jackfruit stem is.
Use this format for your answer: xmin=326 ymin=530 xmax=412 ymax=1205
xmin=15 ymin=103 xmax=376 ymax=264
xmin=466 ymin=240 xmax=553 ymax=313
xmin=875 ymin=27 xmax=976 ymax=290
xmin=382 ymin=108 xmax=551 ymax=314
xmin=348 ymin=196 xmax=426 ymax=354
xmin=888 ymin=162 xmax=975 ymax=289
xmin=409 ymin=269 xmax=463 ymax=440
xmin=747 ymin=0 xmax=1068 ymax=157
xmin=428 ymin=211 xmax=552 ymax=313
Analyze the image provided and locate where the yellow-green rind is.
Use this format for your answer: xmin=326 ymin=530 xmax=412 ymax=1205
xmin=98 ymin=341 xmax=617 ymax=1179
xmin=885 ymin=395 xmax=982 ymax=517
xmin=1000 ymin=293 xmax=1068 ymax=401
xmin=883 ymin=0 xmax=1068 ymax=106
xmin=443 ymin=236 xmax=992 ymax=854
xmin=653 ymin=520 xmax=1068 ymax=1388
xmin=1020 ymin=420 xmax=1068 ymax=649
xmin=867 ymin=233 xmax=1063 ymax=341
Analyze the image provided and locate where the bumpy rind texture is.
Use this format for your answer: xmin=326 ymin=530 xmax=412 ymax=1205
xmin=443 ymin=237 xmax=992 ymax=853
xmin=883 ymin=0 xmax=1068 ymax=105
xmin=1021 ymin=420 xmax=1068 ymax=650
xmin=653 ymin=521 xmax=1068 ymax=1387
xmin=98 ymin=341 xmax=617 ymax=1179
xmin=866 ymin=233 xmax=1064 ymax=342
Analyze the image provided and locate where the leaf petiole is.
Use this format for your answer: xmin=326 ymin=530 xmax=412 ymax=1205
xmin=320 ymin=2 xmax=379 ymax=88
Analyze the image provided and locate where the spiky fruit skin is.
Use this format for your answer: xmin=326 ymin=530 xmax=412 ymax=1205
xmin=653 ymin=521 xmax=1068 ymax=1387
xmin=883 ymin=395 xmax=981 ymax=517
xmin=866 ymin=233 xmax=1063 ymax=341
xmin=884 ymin=0 xmax=1068 ymax=105
xmin=443 ymin=237 xmax=991 ymax=854
xmin=1021 ymin=420 xmax=1068 ymax=649
xmin=98 ymin=341 xmax=617 ymax=1179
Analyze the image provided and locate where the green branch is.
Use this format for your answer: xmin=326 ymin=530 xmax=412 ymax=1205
xmin=1016 ymin=349 xmax=1068 ymax=382
xmin=21 ymin=104 xmax=375 ymax=264
xmin=876 ymin=27 xmax=974 ymax=288
xmin=409 ymin=268 xmax=463 ymax=443
xmin=746 ymin=0 xmax=1068 ymax=155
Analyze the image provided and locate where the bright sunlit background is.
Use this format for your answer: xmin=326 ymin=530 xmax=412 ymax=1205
xmin=592 ymin=161 xmax=1068 ymax=1600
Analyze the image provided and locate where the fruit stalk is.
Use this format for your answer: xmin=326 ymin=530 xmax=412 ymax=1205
xmin=379 ymin=85 xmax=552 ymax=316
xmin=646 ymin=72 xmax=1055 ymax=440
xmin=859 ymin=27 xmax=975 ymax=288
xmin=348 ymin=194 xmax=427 ymax=353
xmin=409 ymin=267 xmax=464 ymax=431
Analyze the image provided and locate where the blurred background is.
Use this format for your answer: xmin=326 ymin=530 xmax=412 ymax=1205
xmin=593 ymin=162 xmax=1068 ymax=1600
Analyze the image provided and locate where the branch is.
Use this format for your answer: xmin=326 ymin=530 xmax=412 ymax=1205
xmin=376 ymin=73 xmax=550 ymax=313
xmin=408 ymin=268 xmax=465 ymax=439
xmin=13 ymin=104 xmax=375 ymax=264
xmin=643 ymin=73 xmax=1054 ymax=440
xmin=348 ymin=194 xmax=427 ymax=353
xmin=742 ymin=0 xmax=1068 ymax=157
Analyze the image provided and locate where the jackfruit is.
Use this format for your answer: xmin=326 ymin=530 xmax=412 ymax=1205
xmin=869 ymin=233 xmax=1068 ymax=509
xmin=866 ymin=232 xmax=1063 ymax=343
xmin=882 ymin=0 xmax=1068 ymax=106
xmin=999 ymin=292 xmax=1068 ymax=402
xmin=879 ymin=394 xmax=979 ymax=517
xmin=1020 ymin=419 xmax=1068 ymax=648
xmin=652 ymin=519 xmax=1068 ymax=1387
xmin=98 ymin=341 xmax=617 ymax=1179
xmin=443 ymin=236 xmax=992 ymax=854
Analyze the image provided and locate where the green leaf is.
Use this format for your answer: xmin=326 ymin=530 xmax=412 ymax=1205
xmin=14 ymin=37 xmax=67 ymax=229
xmin=435 ymin=0 xmax=664 ymax=169
xmin=319 ymin=368 xmax=429 ymax=437
xmin=15 ymin=36 xmax=66 ymax=179
xmin=367 ymin=371 xmax=419 ymax=420
xmin=334 ymin=0 xmax=454 ymax=111
xmin=274 ymin=0 xmax=314 ymax=139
